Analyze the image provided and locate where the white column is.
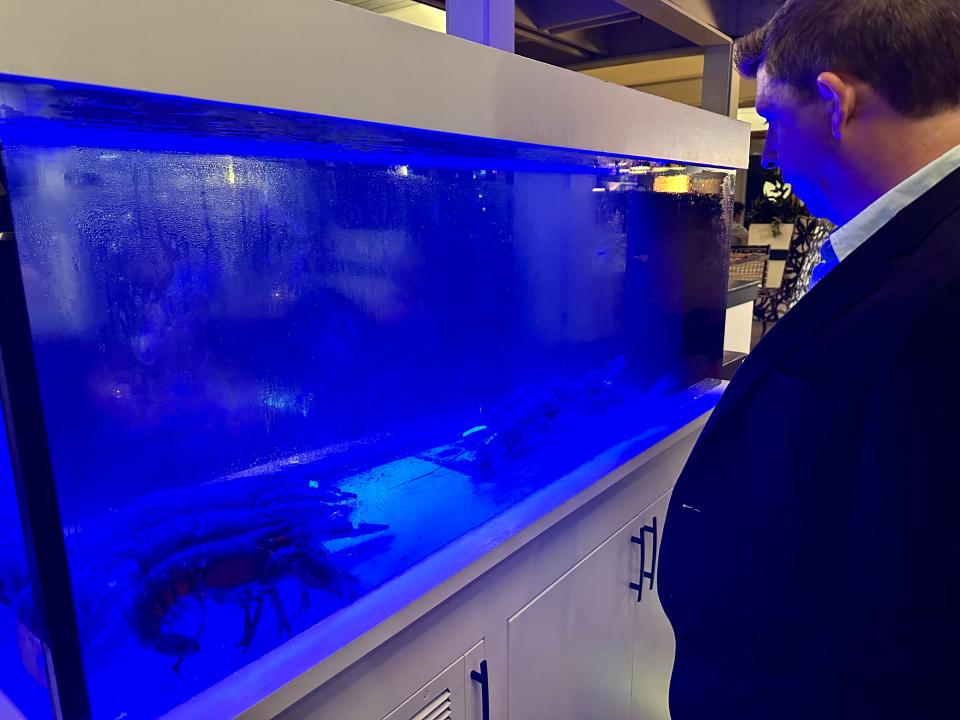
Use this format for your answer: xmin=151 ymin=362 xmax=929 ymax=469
xmin=446 ymin=0 xmax=515 ymax=52
xmin=702 ymin=42 xmax=740 ymax=118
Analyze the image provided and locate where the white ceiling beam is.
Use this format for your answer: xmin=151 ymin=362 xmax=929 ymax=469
xmin=612 ymin=1 xmax=736 ymax=117
xmin=662 ymin=0 xmax=724 ymax=30
xmin=520 ymin=0 xmax=636 ymax=33
xmin=613 ymin=0 xmax=730 ymax=46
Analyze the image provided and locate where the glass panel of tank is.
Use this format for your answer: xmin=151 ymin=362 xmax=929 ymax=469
xmin=0 ymin=401 xmax=55 ymax=719
xmin=0 ymin=76 xmax=732 ymax=718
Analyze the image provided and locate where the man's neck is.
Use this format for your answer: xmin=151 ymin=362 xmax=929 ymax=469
xmin=833 ymin=109 xmax=960 ymax=225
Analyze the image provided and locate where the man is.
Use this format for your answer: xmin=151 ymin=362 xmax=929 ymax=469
xmin=658 ymin=1 xmax=960 ymax=718
xmin=731 ymin=201 xmax=749 ymax=244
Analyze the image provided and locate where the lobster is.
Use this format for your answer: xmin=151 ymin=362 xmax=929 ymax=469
xmin=129 ymin=519 xmax=387 ymax=671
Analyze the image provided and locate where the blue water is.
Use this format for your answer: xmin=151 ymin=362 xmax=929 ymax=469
xmin=0 ymin=76 xmax=732 ymax=718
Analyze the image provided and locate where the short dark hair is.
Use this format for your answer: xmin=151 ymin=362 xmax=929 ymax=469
xmin=733 ymin=201 xmax=745 ymax=216
xmin=735 ymin=0 xmax=960 ymax=117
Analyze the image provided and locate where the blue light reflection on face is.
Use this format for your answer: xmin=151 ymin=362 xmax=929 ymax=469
xmin=753 ymin=69 xmax=838 ymax=222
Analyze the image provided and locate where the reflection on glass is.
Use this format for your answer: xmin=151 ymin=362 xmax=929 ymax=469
xmin=0 ymin=77 xmax=732 ymax=718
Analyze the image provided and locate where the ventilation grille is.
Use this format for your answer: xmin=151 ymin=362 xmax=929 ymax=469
xmin=409 ymin=688 xmax=452 ymax=720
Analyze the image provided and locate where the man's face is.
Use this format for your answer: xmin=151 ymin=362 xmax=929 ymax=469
xmin=755 ymin=65 xmax=838 ymax=221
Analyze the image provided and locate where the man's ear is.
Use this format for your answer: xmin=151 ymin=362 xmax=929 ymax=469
xmin=817 ymin=72 xmax=856 ymax=140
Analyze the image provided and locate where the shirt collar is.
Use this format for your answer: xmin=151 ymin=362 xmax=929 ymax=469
xmin=830 ymin=144 xmax=960 ymax=262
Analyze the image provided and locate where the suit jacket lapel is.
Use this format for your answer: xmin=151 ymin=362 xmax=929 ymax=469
xmin=709 ymin=166 xmax=960 ymax=427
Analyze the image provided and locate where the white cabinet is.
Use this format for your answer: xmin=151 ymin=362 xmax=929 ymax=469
xmin=270 ymin=410 xmax=710 ymax=720
xmin=629 ymin=493 xmax=674 ymax=720
xmin=507 ymin=508 xmax=638 ymax=720
xmin=507 ymin=492 xmax=674 ymax=720
xmin=382 ymin=641 xmax=487 ymax=720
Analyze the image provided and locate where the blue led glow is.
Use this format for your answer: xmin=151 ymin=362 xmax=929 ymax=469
xmin=0 ymin=72 xmax=732 ymax=719
xmin=0 ymin=73 xmax=735 ymax=173
xmin=0 ymin=117 xmax=625 ymax=176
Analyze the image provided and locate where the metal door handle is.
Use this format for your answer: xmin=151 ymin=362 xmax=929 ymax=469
xmin=629 ymin=516 xmax=658 ymax=603
xmin=470 ymin=659 xmax=490 ymax=720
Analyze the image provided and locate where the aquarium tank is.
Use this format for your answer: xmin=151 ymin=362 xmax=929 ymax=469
xmin=0 ymin=75 xmax=733 ymax=719
xmin=1 ymin=401 xmax=54 ymax=720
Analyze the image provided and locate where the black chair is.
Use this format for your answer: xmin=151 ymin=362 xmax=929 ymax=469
xmin=754 ymin=217 xmax=832 ymax=332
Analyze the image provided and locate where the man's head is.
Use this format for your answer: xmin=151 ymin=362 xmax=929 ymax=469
xmin=737 ymin=0 xmax=960 ymax=225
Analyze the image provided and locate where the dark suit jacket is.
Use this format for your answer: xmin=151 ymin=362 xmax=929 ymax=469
xmin=659 ymin=167 xmax=960 ymax=719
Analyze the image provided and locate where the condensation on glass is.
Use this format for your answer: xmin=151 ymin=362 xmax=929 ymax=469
xmin=0 ymin=76 xmax=733 ymax=718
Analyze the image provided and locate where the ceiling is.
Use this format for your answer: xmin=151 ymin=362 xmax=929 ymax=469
xmin=339 ymin=0 xmax=695 ymax=64
xmin=336 ymin=0 xmax=780 ymax=110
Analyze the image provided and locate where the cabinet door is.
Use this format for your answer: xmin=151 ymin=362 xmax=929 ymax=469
xmin=507 ymin=517 xmax=641 ymax=720
xmin=630 ymin=492 xmax=675 ymax=720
